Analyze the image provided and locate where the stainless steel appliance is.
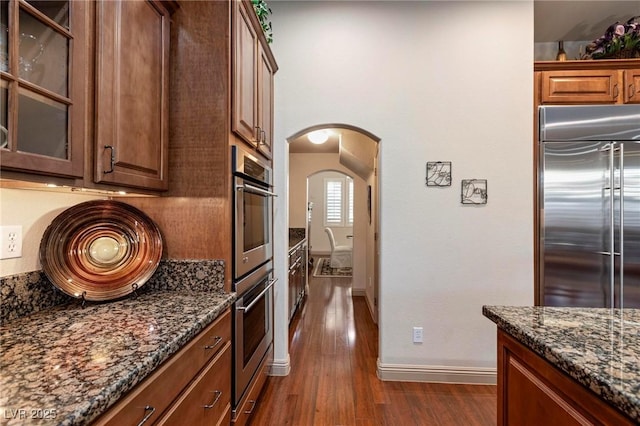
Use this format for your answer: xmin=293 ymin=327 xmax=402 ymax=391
xmin=232 ymin=145 xmax=276 ymax=279
xmin=538 ymin=105 xmax=640 ymax=308
xmin=232 ymin=261 xmax=275 ymax=415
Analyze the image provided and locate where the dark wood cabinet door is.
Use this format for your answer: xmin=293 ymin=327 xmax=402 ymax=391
xmin=232 ymin=0 xmax=258 ymax=148
xmin=0 ymin=0 xmax=87 ymax=178
xmin=257 ymin=42 xmax=274 ymax=159
xmin=498 ymin=330 xmax=634 ymax=426
xmin=95 ymin=0 xmax=170 ymax=191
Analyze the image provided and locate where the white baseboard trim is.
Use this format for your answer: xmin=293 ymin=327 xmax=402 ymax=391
xmin=269 ymin=355 xmax=291 ymax=376
xmin=377 ymin=360 xmax=496 ymax=385
xmin=351 ymin=288 xmax=365 ymax=297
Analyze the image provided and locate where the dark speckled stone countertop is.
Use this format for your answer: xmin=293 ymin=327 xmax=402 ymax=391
xmin=483 ymin=306 xmax=640 ymax=423
xmin=289 ymin=228 xmax=306 ymax=251
xmin=0 ymin=290 xmax=235 ymax=426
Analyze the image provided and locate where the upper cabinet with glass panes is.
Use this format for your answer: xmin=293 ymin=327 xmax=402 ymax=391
xmin=1 ymin=0 xmax=87 ymax=178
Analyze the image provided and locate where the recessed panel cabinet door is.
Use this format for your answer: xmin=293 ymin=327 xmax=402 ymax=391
xmin=95 ymin=0 xmax=170 ymax=191
xmin=257 ymin=42 xmax=274 ymax=159
xmin=232 ymin=0 xmax=259 ymax=148
xmin=624 ymin=69 xmax=640 ymax=104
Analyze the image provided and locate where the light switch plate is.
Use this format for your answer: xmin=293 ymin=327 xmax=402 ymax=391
xmin=0 ymin=225 xmax=23 ymax=259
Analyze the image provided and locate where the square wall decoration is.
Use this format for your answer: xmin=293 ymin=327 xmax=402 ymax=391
xmin=426 ymin=161 xmax=451 ymax=187
xmin=461 ymin=179 xmax=487 ymax=204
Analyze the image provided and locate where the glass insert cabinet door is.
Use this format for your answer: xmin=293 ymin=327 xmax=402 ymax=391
xmin=0 ymin=0 xmax=87 ymax=178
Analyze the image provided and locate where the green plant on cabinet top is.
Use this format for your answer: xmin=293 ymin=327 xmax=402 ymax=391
xmin=251 ymin=0 xmax=272 ymax=44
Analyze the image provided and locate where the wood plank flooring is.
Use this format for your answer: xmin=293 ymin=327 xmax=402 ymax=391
xmin=248 ymin=271 xmax=497 ymax=425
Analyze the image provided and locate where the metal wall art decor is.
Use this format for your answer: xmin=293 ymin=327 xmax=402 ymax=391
xmin=426 ymin=161 xmax=452 ymax=187
xmin=461 ymin=179 xmax=487 ymax=204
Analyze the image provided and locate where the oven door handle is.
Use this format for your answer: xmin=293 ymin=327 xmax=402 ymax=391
xmin=237 ymin=183 xmax=278 ymax=197
xmin=237 ymin=278 xmax=277 ymax=313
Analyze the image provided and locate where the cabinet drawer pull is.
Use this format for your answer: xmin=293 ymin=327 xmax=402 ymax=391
xmin=204 ymin=336 xmax=222 ymax=350
xmin=104 ymin=145 xmax=115 ymax=174
xmin=204 ymin=390 xmax=222 ymax=409
xmin=630 ymin=84 xmax=636 ymax=98
xmin=137 ymin=405 xmax=155 ymax=426
xmin=613 ymin=84 xmax=619 ymax=100
xmin=244 ymin=399 xmax=257 ymax=415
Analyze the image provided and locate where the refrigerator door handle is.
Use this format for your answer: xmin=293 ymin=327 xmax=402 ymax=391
xmin=609 ymin=143 xmax=616 ymax=309
xmin=619 ymin=143 xmax=624 ymax=306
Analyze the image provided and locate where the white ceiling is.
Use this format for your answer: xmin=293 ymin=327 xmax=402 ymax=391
xmin=534 ymin=1 xmax=640 ymax=43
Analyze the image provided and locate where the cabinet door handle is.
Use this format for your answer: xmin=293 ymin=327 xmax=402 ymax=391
xmin=204 ymin=336 xmax=222 ymax=350
xmin=261 ymin=129 xmax=266 ymax=145
xmin=613 ymin=84 xmax=619 ymax=100
xmin=204 ymin=390 xmax=222 ymax=409
xmin=103 ymin=145 xmax=115 ymax=174
xmin=254 ymin=126 xmax=261 ymax=145
xmin=244 ymin=399 xmax=257 ymax=414
xmin=137 ymin=405 xmax=155 ymax=426
xmin=630 ymin=84 xmax=636 ymax=98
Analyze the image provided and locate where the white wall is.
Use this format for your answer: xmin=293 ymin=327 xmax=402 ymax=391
xmin=271 ymin=1 xmax=534 ymax=382
xmin=0 ymin=188 xmax=104 ymax=275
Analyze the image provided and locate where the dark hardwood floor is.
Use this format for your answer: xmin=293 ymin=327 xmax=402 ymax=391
xmin=248 ymin=269 xmax=497 ymax=425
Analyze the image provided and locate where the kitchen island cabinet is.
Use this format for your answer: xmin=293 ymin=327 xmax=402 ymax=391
xmin=483 ymin=306 xmax=639 ymax=425
xmin=0 ymin=290 xmax=235 ymax=425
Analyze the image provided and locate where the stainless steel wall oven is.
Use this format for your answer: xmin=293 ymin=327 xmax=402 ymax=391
xmin=232 ymin=261 xmax=275 ymax=417
xmin=232 ymin=145 xmax=276 ymax=421
xmin=232 ymin=145 xmax=275 ymax=279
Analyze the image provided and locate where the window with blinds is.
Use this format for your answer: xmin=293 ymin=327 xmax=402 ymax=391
xmin=324 ymin=176 xmax=353 ymax=227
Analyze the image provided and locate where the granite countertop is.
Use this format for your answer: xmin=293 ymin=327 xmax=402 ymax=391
xmin=0 ymin=290 xmax=235 ymax=426
xmin=289 ymin=228 xmax=306 ymax=251
xmin=483 ymin=306 xmax=640 ymax=423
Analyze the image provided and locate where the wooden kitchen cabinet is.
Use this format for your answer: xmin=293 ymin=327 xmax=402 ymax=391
xmin=0 ymin=0 xmax=89 ymax=178
xmin=288 ymin=240 xmax=307 ymax=322
xmin=536 ymin=59 xmax=640 ymax=105
xmin=156 ymin=344 xmax=231 ymax=426
xmin=497 ymin=329 xmax=634 ymax=426
xmin=94 ymin=0 xmax=173 ymax=191
xmin=94 ymin=309 xmax=231 ymax=426
xmin=540 ymin=69 xmax=619 ymax=104
xmin=232 ymin=0 xmax=277 ymax=160
xmin=1 ymin=0 xmax=176 ymax=194
xmin=623 ymin=68 xmax=640 ymax=104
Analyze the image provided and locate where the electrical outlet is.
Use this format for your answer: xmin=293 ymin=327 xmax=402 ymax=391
xmin=412 ymin=326 xmax=423 ymax=343
xmin=0 ymin=226 xmax=23 ymax=259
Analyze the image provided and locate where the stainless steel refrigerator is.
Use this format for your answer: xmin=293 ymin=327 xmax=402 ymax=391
xmin=538 ymin=105 xmax=640 ymax=308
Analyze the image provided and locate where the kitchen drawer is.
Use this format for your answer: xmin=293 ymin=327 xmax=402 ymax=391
xmin=232 ymin=345 xmax=272 ymax=426
xmin=157 ymin=342 xmax=231 ymax=426
xmin=94 ymin=309 xmax=231 ymax=425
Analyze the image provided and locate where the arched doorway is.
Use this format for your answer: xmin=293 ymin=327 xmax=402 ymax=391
xmin=288 ymin=124 xmax=380 ymax=321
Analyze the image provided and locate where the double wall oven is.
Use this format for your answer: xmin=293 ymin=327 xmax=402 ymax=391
xmin=232 ymin=145 xmax=276 ymax=420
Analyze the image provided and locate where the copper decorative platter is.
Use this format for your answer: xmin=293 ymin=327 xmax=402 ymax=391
xmin=40 ymin=200 xmax=163 ymax=301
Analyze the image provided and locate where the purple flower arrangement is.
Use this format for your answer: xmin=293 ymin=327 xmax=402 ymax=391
xmin=584 ymin=16 xmax=640 ymax=59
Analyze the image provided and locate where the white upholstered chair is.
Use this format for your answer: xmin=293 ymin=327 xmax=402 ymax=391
xmin=324 ymin=227 xmax=352 ymax=268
